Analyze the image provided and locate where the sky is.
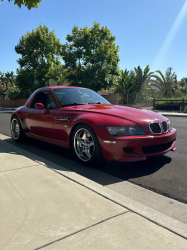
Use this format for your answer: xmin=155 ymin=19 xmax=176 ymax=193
xmin=0 ymin=0 xmax=186 ymax=80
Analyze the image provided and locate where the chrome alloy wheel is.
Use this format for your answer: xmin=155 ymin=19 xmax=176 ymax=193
xmin=74 ymin=128 xmax=95 ymax=162
xmin=11 ymin=118 xmax=20 ymax=140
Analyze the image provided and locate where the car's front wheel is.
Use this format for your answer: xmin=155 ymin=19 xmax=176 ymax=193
xmin=11 ymin=116 xmax=25 ymax=142
xmin=71 ymin=124 xmax=105 ymax=166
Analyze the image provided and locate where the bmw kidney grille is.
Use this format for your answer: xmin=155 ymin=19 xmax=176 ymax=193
xmin=161 ymin=121 xmax=168 ymax=133
xmin=149 ymin=121 xmax=168 ymax=134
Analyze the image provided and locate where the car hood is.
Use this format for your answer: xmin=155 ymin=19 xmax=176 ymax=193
xmin=62 ymin=104 xmax=167 ymax=123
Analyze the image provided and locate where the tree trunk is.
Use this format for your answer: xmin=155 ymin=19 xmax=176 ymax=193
xmin=0 ymin=82 xmax=8 ymax=96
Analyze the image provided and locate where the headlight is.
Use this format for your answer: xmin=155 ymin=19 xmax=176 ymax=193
xmin=107 ymin=126 xmax=146 ymax=136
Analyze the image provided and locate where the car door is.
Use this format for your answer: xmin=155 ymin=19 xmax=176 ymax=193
xmin=52 ymin=88 xmax=79 ymax=148
xmin=53 ymin=109 xmax=77 ymax=148
xmin=25 ymin=91 xmax=57 ymax=139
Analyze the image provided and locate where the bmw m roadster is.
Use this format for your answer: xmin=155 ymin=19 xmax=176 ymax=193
xmin=11 ymin=86 xmax=177 ymax=165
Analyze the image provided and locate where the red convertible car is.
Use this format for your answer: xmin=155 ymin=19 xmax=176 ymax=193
xmin=11 ymin=86 xmax=177 ymax=165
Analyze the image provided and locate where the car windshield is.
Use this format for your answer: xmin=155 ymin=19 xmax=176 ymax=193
xmin=53 ymin=88 xmax=110 ymax=107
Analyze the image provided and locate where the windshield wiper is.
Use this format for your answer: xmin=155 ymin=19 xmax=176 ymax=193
xmin=71 ymin=103 xmax=86 ymax=105
xmin=62 ymin=102 xmax=103 ymax=107
xmin=61 ymin=103 xmax=85 ymax=107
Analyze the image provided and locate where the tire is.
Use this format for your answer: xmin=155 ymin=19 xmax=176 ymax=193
xmin=11 ymin=116 xmax=25 ymax=142
xmin=71 ymin=124 xmax=105 ymax=166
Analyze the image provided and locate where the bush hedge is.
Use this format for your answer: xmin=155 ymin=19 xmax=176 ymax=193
xmin=155 ymin=104 xmax=187 ymax=111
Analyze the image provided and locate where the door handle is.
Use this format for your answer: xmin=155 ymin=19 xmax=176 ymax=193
xmin=27 ymin=112 xmax=32 ymax=116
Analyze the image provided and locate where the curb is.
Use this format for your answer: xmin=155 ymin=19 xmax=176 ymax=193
xmin=159 ymin=113 xmax=187 ymax=118
xmin=0 ymin=135 xmax=187 ymax=239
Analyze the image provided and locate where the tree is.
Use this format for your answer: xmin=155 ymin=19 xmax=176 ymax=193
xmin=179 ymin=77 xmax=187 ymax=95
xmin=115 ymin=65 xmax=153 ymax=104
xmin=0 ymin=0 xmax=42 ymax=9
xmin=62 ymin=22 xmax=120 ymax=92
xmin=150 ymin=67 xmax=177 ymax=98
xmin=0 ymin=71 xmax=16 ymax=98
xmin=115 ymin=69 xmax=135 ymax=103
xmin=133 ymin=65 xmax=154 ymax=92
xmin=15 ymin=25 xmax=62 ymax=97
xmin=0 ymin=71 xmax=6 ymax=97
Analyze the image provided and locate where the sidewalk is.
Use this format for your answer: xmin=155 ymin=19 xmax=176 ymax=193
xmin=0 ymin=136 xmax=187 ymax=250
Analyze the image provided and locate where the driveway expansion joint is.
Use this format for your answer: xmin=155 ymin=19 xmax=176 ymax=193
xmin=33 ymin=211 xmax=130 ymax=250
xmin=49 ymin=167 xmax=187 ymax=240
xmin=0 ymin=164 xmax=40 ymax=174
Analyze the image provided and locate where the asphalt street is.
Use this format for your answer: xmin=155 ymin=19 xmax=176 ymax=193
xmin=0 ymin=107 xmax=187 ymax=204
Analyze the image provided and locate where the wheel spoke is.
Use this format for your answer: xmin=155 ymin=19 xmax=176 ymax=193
xmin=84 ymin=149 xmax=91 ymax=159
xmin=81 ymin=132 xmax=87 ymax=141
xmin=77 ymin=136 xmax=84 ymax=145
xmin=86 ymin=141 xmax=94 ymax=148
xmin=77 ymin=139 xmax=83 ymax=146
xmin=77 ymin=136 xmax=83 ymax=141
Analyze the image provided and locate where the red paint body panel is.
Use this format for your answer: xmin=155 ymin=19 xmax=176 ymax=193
xmin=11 ymin=87 xmax=177 ymax=162
xmin=100 ymin=129 xmax=176 ymax=162
xmin=25 ymin=108 xmax=56 ymax=139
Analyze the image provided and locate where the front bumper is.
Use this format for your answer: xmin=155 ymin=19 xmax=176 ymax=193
xmin=100 ymin=128 xmax=177 ymax=162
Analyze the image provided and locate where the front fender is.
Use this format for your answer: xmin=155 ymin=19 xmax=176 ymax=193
xmin=69 ymin=113 xmax=137 ymax=143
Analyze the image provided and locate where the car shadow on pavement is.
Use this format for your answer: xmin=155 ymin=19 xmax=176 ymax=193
xmin=2 ymin=137 xmax=172 ymax=187
xmin=101 ymin=156 xmax=172 ymax=183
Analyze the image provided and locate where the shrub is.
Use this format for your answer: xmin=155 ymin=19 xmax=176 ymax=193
xmin=155 ymin=104 xmax=181 ymax=111
xmin=174 ymin=89 xmax=183 ymax=97
xmin=8 ymin=87 xmax=21 ymax=100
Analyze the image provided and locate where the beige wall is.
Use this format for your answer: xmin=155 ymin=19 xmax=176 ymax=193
xmin=101 ymin=93 xmax=119 ymax=105
xmin=49 ymin=79 xmax=58 ymax=86
xmin=127 ymin=102 xmax=153 ymax=107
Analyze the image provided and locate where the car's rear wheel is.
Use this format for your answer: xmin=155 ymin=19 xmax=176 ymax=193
xmin=11 ymin=116 xmax=25 ymax=142
xmin=71 ymin=124 xmax=105 ymax=166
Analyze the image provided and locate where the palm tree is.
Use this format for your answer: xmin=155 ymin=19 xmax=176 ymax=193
xmin=5 ymin=71 xmax=15 ymax=88
xmin=150 ymin=67 xmax=177 ymax=98
xmin=133 ymin=65 xmax=154 ymax=93
xmin=115 ymin=65 xmax=153 ymax=104
xmin=115 ymin=69 xmax=135 ymax=104
xmin=0 ymin=71 xmax=16 ymax=98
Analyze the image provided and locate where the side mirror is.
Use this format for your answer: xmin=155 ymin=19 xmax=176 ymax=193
xmin=35 ymin=103 xmax=45 ymax=109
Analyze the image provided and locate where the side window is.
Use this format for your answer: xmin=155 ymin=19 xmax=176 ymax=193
xmin=31 ymin=91 xmax=57 ymax=109
xmin=31 ymin=92 xmax=44 ymax=108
